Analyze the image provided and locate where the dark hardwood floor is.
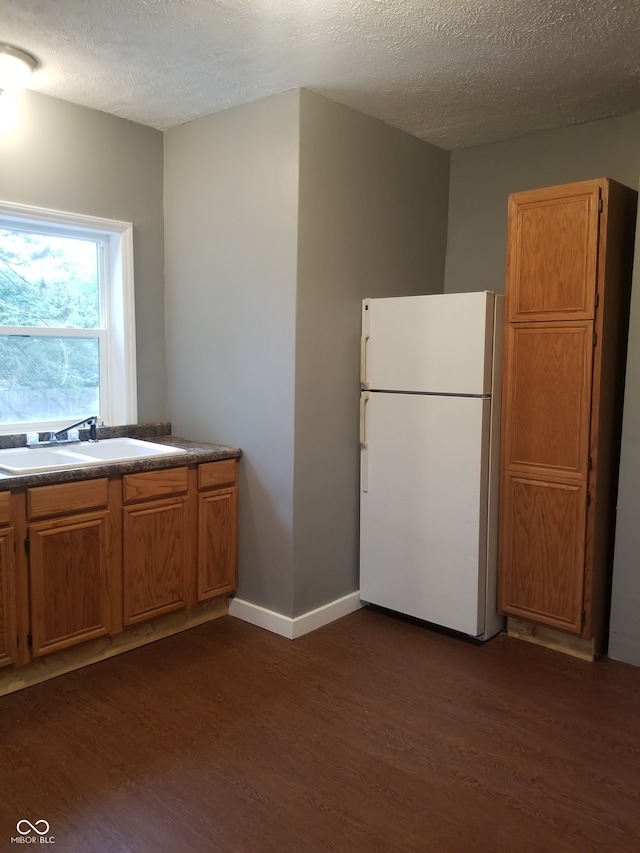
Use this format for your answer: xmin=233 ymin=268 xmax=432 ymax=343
xmin=1 ymin=607 xmax=639 ymax=853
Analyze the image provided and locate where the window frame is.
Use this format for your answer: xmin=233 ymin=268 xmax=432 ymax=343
xmin=0 ymin=200 xmax=137 ymax=434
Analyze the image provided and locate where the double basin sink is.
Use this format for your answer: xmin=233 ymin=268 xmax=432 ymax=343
xmin=0 ymin=437 xmax=187 ymax=475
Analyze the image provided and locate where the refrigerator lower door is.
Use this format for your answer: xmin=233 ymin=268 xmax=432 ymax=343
xmin=360 ymin=392 xmax=493 ymax=637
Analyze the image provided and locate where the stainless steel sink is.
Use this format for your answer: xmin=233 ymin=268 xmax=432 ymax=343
xmin=0 ymin=437 xmax=187 ymax=474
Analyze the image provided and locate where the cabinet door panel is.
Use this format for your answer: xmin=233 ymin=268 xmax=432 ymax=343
xmin=502 ymin=322 xmax=592 ymax=478
xmin=123 ymin=498 xmax=188 ymax=625
xmin=507 ymin=182 xmax=600 ymax=322
xmin=499 ymin=473 xmax=585 ymax=632
xmin=0 ymin=529 xmax=18 ymax=667
xmin=30 ymin=512 xmax=110 ymax=656
xmin=198 ymin=489 xmax=237 ymax=600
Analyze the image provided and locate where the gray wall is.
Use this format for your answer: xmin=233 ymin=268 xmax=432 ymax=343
xmin=444 ymin=111 xmax=640 ymax=665
xmin=164 ymin=89 xmax=451 ymax=619
xmin=609 ymin=219 xmax=640 ymax=665
xmin=0 ymin=90 xmax=167 ymax=422
xmin=164 ymin=91 xmax=301 ymax=616
xmin=293 ymin=89 xmax=450 ymax=616
xmin=445 ymin=112 xmax=640 ymax=295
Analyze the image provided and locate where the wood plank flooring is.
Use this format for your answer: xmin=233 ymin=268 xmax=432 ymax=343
xmin=1 ymin=607 xmax=639 ymax=853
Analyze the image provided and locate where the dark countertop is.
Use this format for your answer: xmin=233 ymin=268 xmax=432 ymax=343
xmin=0 ymin=422 xmax=241 ymax=491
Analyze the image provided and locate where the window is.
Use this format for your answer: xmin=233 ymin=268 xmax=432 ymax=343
xmin=0 ymin=201 xmax=137 ymax=434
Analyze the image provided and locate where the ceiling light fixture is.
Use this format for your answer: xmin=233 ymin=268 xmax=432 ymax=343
xmin=0 ymin=44 xmax=38 ymax=94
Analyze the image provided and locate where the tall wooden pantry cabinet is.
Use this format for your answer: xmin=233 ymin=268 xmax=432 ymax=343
xmin=498 ymin=178 xmax=637 ymax=658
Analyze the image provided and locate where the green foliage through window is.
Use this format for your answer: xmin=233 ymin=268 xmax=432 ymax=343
xmin=0 ymin=227 xmax=103 ymax=425
xmin=0 ymin=229 xmax=100 ymax=327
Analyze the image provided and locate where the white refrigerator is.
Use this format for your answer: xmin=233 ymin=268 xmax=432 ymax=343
xmin=359 ymin=291 xmax=504 ymax=641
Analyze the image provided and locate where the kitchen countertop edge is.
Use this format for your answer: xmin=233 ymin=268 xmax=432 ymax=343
xmin=0 ymin=424 xmax=241 ymax=490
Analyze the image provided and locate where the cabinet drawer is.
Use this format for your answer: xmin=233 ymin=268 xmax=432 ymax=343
xmin=123 ymin=467 xmax=188 ymax=504
xmin=198 ymin=459 xmax=237 ymax=490
xmin=28 ymin=478 xmax=109 ymax=520
xmin=0 ymin=491 xmax=10 ymax=526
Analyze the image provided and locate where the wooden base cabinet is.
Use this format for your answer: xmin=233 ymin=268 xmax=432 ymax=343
xmin=197 ymin=459 xmax=239 ymax=600
xmin=26 ymin=479 xmax=114 ymax=657
xmin=0 ymin=454 xmax=239 ymax=681
xmin=0 ymin=491 xmax=18 ymax=668
xmin=122 ymin=467 xmax=192 ymax=625
xmin=121 ymin=460 xmax=239 ymax=619
xmin=498 ymin=178 xmax=637 ymax=654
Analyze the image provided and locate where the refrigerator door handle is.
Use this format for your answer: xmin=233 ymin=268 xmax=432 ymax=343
xmin=360 ymin=392 xmax=369 ymax=492
xmin=361 ymin=299 xmax=371 ymax=389
xmin=360 ymin=335 xmax=370 ymax=389
xmin=359 ymin=391 xmax=369 ymax=447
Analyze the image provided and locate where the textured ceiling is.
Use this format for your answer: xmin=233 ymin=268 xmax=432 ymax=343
xmin=2 ymin=0 xmax=640 ymax=149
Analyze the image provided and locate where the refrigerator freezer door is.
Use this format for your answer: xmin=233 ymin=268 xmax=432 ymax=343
xmin=362 ymin=291 xmax=496 ymax=395
xmin=360 ymin=392 xmax=492 ymax=637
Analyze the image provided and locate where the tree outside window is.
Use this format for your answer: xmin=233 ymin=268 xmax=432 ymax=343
xmin=0 ymin=203 xmax=137 ymax=434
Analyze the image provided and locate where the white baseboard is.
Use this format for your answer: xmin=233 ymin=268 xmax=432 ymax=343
xmin=229 ymin=591 xmax=362 ymax=639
